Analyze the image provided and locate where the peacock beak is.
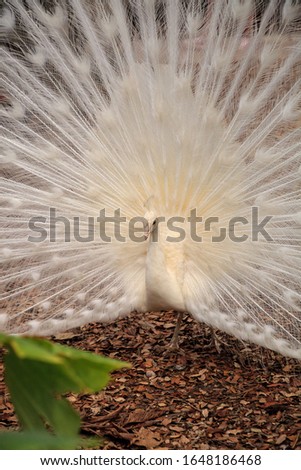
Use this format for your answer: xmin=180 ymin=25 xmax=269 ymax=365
xmin=144 ymin=221 xmax=150 ymax=240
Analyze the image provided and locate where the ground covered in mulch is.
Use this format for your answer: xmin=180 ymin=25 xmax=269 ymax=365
xmin=0 ymin=311 xmax=300 ymax=449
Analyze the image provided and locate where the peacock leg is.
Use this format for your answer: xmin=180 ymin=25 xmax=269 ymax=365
xmin=210 ymin=326 xmax=230 ymax=353
xmin=168 ymin=311 xmax=184 ymax=350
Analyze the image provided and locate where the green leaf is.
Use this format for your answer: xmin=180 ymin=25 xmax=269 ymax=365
xmin=0 ymin=333 xmax=130 ymax=438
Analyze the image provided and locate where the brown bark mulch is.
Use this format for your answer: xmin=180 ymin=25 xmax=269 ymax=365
xmin=0 ymin=311 xmax=300 ymax=450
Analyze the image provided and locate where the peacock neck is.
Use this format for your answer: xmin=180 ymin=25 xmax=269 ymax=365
xmin=145 ymin=222 xmax=186 ymax=312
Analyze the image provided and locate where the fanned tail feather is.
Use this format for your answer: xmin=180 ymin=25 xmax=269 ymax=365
xmin=0 ymin=0 xmax=301 ymax=358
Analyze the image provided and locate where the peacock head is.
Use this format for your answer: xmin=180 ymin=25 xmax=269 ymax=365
xmin=143 ymin=210 xmax=158 ymax=240
xmin=143 ymin=196 xmax=159 ymax=240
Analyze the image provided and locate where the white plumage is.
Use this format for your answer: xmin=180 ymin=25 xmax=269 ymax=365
xmin=1 ymin=0 xmax=301 ymax=359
